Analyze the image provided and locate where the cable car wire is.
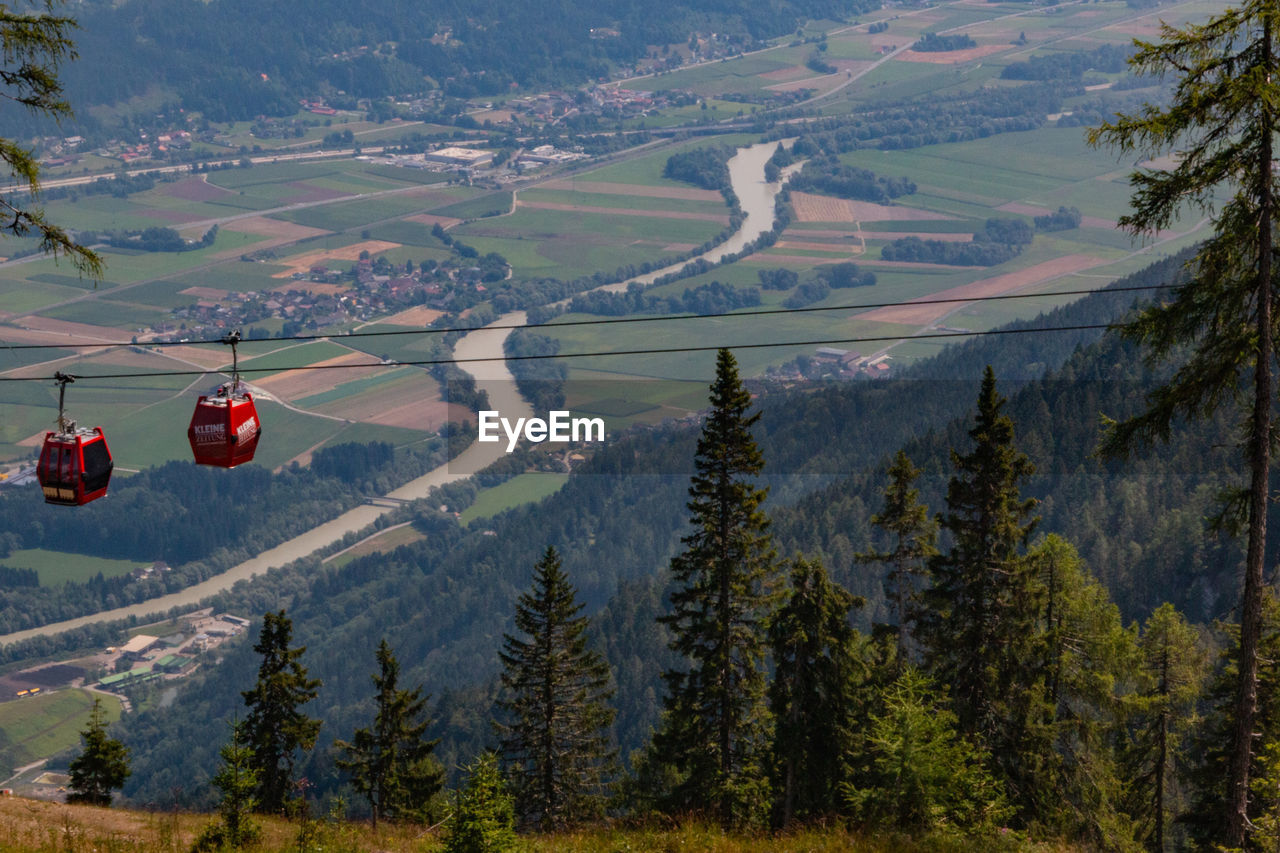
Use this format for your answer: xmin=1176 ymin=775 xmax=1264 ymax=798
xmin=0 ymin=321 xmax=1116 ymax=383
xmin=0 ymin=283 xmax=1172 ymax=353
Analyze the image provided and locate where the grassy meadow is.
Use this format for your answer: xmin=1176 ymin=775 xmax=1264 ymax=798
xmin=0 ymin=798 xmax=1070 ymax=853
xmin=0 ymin=690 xmax=121 ymax=779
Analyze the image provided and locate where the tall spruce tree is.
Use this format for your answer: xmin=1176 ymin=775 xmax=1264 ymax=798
xmin=767 ymin=556 xmax=865 ymax=826
xmin=242 ymin=609 xmax=322 ymax=813
xmin=336 ymin=639 xmax=443 ymax=827
xmin=1088 ymin=4 xmax=1280 ymax=842
xmin=653 ymin=348 xmax=779 ymax=827
xmin=1128 ymin=603 xmax=1204 ymax=852
xmin=66 ymin=697 xmax=129 ymax=806
xmin=857 ymin=449 xmax=938 ymax=667
xmin=916 ymin=366 xmax=1049 ymax=816
xmin=496 ymin=546 xmax=616 ymax=831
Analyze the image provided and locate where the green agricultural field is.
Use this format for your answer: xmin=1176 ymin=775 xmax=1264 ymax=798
xmin=0 ymin=549 xmax=146 ymax=586
xmin=0 ymin=689 xmax=122 ymax=778
xmin=316 ymin=421 xmax=436 ymax=449
xmin=0 ymin=407 xmax=54 ymax=462
xmin=342 ymin=324 xmax=448 ymax=365
xmin=455 ymin=231 xmax=698 ymax=282
xmin=294 ymin=366 xmax=420 ymax=408
xmin=206 ymin=161 xmax=347 ymax=190
xmin=460 ymin=472 xmax=569 ymax=525
xmin=519 ymin=188 xmax=729 ymax=216
xmin=362 ymin=165 xmax=453 ymax=185
xmin=627 ymin=49 xmax=807 ymax=96
xmin=25 ymin=273 xmax=124 ymax=292
xmin=166 ymin=262 xmax=286 ymax=293
xmin=564 ymin=372 xmax=709 ymax=429
xmin=428 ymin=192 xmax=513 ymax=221
xmin=366 ymin=220 xmax=452 ymax=248
xmin=10 ymin=231 xmax=272 ymax=290
xmin=328 ymin=523 xmax=426 ymax=568
xmin=458 ymin=206 xmax=725 ymax=247
xmin=0 ymin=342 xmax=76 ymax=374
xmin=577 ymin=136 xmax=755 ymax=188
xmin=41 ymin=300 xmax=168 ymax=330
xmin=38 ymin=195 xmax=164 ymax=232
xmin=0 ymin=279 xmax=88 ymax=314
xmin=101 ymin=280 xmax=203 ymax=309
xmin=237 ymin=339 xmax=356 ymax=373
xmin=272 ymin=193 xmax=445 ymax=232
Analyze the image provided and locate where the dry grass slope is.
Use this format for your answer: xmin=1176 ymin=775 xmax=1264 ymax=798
xmin=0 ymin=796 xmax=1082 ymax=852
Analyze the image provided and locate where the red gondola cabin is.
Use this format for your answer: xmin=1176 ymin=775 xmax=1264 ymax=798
xmin=36 ymin=427 xmax=113 ymax=506
xmin=188 ymin=386 xmax=261 ymax=468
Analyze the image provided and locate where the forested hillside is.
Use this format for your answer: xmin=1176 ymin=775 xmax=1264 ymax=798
xmin=38 ymin=0 xmax=874 ymax=129
xmin=115 ymin=251 xmax=1232 ymax=816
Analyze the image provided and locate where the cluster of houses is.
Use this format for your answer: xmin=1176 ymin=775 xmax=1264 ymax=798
xmin=154 ymin=254 xmax=500 ymax=343
xmin=769 ymin=346 xmax=895 ymax=381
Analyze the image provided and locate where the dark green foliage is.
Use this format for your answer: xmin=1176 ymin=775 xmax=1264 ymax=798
xmin=568 ymin=280 xmax=761 ymax=317
xmin=916 ymin=368 xmax=1050 ymax=815
xmin=1033 ymin=206 xmax=1082 ymax=232
xmin=504 ymin=329 xmax=567 ymax=412
xmin=977 ymin=218 xmax=1033 ymax=246
xmin=336 ymin=640 xmax=443 ymax=827
xmin=1183 ymin=593 xmax=1280 ymax=848
xmin=67 ymin=698 xmax=130 ymax=806
xmin=844 ymin=667 xmax=1010 ymax=833
xmin=310 ymin=442 xmax=395 ymax=483
xmin=662 ymin=146 xmax=735 ymax=191
xmin=817 ymin=262 xmax=876 ymax=289
xmin=57 ymin=0 xmax=859 ymax=124
xmin=496 ymin=546 xmax=616 ymax=830
xmin=913 ymin=32 xmax=976 ymax=52
xmin=778 ymin=81 xmax=1072 ymax=153
xmin=444 ymin=752 xmax=516 ymax=853
xmin=193 ymin=719 xmax=260 ymax=852
xmin=654 ymin=349 xmax=779 ymax=827
xmin=0 ymin=565 xmax=38 ymax=588
xmin=805 ymin=53 xmax=837 ymax=74
xmin=100 ymin=224 xmax=215 ymax=252
xmin=781 ymin=280 xmax=829 ymax=309
xmin=591 ymin=577 xmax=679 ymax=774
xmin=757 ymin=269 xmax=798 ymax=291
xmin=857 ymin=450 xmax=937 ymax=664
xmin=1126 ymin=603 xmax=1205 ymax=851
xmin=242 ymin=610 xmax=322 ymax=813
xmin=788 ymin=155 xmax=916 ymax=202
xmin=1030 ymin=537 xmax=1139 ymax=848
xmin=880 ymin=235 xmax=1023 ymax=266
xmin=768 ymin=556 xmax=865 ymax=825
xmin=1001 ymin=44 xmax=1132 ymax=81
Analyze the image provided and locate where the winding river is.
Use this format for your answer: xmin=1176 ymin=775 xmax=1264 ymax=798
xmin=0 ymin=140 xmax=791 ymax=646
